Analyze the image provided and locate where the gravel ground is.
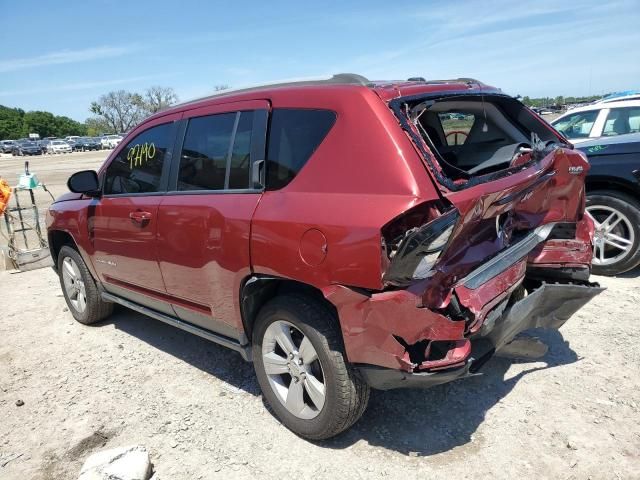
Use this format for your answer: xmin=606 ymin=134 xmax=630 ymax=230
xmin=1 ymin=149 xmax=640 ymax=479
xmin=0 ymin=267 xmax=639 ymax=479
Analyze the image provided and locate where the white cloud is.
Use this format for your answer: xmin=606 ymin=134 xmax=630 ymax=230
xmin=0 ymin=75 xmax=165 ymax=97
xmin=0 ymin=45 xmax=138 ymax=73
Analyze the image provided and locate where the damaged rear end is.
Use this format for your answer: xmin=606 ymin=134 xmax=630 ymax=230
xmin=333 ymin=83 xmax=604 ymax=389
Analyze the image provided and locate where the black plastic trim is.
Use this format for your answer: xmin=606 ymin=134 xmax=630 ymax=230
xmin=101 ymin=292 xmax=252 ymax=361
xmin=357 ymin=364 xmax=473 ymax=390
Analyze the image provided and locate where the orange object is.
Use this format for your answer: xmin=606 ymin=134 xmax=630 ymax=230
xmin=0 ymin=177 xmax=11 ymax=216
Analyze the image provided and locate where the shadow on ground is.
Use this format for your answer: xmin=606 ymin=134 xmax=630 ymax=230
xmin=105 ymin=307 xmax=261 ymax=395
xmin=325 ymin=328 xmax=578 ymax=456
xmin=618 ymin=266 xmax=640 ymax=279
xmin=102 ymin=309 xmax=578 ymax=456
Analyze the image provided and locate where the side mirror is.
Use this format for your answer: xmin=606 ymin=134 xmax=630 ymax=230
xmin=68 ymin=170 xmax=100 ymax=196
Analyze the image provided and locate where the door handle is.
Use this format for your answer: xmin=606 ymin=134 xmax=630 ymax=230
xmin=129 ymin=210 xmax=152 ymax=224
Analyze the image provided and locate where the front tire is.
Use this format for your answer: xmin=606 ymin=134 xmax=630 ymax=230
xmin=587 ymin=191 xmax=640 ymax=275
xmin=253 ymin=294 xmax=370 ymax=440
xmin=58 ymin=246 xmax=113 ymax=324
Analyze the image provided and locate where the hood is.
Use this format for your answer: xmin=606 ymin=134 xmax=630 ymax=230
xmin=54 ymin=191 xmax=84 ymax=203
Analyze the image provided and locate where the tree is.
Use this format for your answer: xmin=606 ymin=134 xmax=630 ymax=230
xmin=0 ymin=105 xmax=26 ymax=139
xmin=142 ymin=86 xmax=178 ymax=114
xmin=214 ymin=84 xmax=230 ymax=92
xmin=90 ymin=90 xmax=146 ymax=134
xmin=54 ymin=116 xmax=87 ymax=137
xmin=23 ymin=111 xmax=57 ymax=137
xmin=0 ymin=105 xmax=86 ymax=139
xmin=84 ymin=116 xmax=111 ymax=136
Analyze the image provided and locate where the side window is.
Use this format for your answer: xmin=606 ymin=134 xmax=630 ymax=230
xmin=553 ymin=110 xmax=599 ymax=139
xmin=104 ymin=123 xmax=172 ymax=195
xmin=602 ymin=107 xmax=640 ymax=136
xmin=178 ymin=111 xmax=253 ymax=190
xmin=438 ymin=112 xmax=476 ymax=146
xmin=266 ymin=109 xmax=336 ymax=190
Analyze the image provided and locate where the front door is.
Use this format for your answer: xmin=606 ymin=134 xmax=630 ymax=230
xmin=156 ymin=100 xmax=268 ymax=340
xmin=91 ymin=116 xmax=179 ymax=312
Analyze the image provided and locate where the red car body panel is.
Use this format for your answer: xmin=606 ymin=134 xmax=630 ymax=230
xmin=47 ymin=78 xmax=602 ymax=385
xmin=156 ymin=193 xmax=257 ymax=336
xmin=92 ymin=196 xmax=166 ymax=292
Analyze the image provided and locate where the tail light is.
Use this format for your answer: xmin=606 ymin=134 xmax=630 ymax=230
xmin=383 ymin=208 xmax=459 ymax=287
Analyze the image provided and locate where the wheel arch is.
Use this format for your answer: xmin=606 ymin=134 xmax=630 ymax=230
xmin=585 ymin=177 xmax=640 ymax=207
xmin=239 ymin=275 xmax=339 ymax=342
xmin=48 ymin=229 xmax=79 ymax=270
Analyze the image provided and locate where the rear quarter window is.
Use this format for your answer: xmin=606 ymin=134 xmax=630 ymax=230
xmin=266 ymin=109 xmax=336 ymax=190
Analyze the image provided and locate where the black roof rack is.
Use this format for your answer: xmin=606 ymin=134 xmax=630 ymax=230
xmin=404 ymin=77 xmax=484 ymax=85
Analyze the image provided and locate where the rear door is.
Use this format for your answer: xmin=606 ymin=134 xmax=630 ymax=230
xmin=156 ymin=100 xmax=268 ymax=340
xmin=92 ymin=114 xmax=180 ymax=313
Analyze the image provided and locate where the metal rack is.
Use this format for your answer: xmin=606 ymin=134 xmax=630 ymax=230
xmin=1 ymin=162 xmax=53 ymax=271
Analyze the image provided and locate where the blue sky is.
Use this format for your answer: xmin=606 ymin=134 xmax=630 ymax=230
xmin=1 ymin=0 xmax=639 ymax=121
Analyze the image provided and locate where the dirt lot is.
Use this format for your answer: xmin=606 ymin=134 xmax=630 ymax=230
xmin=1 ymin=151 xmax=639 ymax=479
xmin=0 ymin=150 xmax=106 ymax=210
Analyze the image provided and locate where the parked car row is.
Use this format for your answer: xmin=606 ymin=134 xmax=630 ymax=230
xmin=9 ymin=139 xmax=42 ymax=156
xmin=1 ymin=135 xmax=125 ymax=156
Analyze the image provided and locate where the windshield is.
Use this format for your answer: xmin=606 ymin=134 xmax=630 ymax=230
xmin=552 ymin=110 xmax=598 ymax=139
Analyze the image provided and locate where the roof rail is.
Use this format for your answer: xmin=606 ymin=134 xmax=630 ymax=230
xmin=176 ymin=73 xmax=370 ymax=108
xmin=401 ymin=77 xmax=485 ymax=86
xmin=417 ymin=77 xmax=484 ymax=85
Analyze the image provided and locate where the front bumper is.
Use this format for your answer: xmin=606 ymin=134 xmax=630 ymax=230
xmin=357 ymin=282 xmax=603 ymax=389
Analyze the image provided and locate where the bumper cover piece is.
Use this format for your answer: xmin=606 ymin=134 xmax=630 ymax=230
xmin=479 ymin=282 xmax=604 ymax=351
xmin=358 ymin=282 xmax=603 ymax=390
xmin=358 ymin=363 xmax=474 ymax=390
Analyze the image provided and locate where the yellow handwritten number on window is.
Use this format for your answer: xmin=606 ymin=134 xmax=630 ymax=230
xmin=128 ymin=142 xmax=156 ymax=168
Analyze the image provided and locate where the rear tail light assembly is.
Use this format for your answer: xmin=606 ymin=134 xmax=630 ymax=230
xmin=383 ymin=208 xmax=459 ymax=287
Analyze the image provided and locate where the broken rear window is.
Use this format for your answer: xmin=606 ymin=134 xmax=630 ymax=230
xmin=393 ymin=94 xmax=563 ymax=190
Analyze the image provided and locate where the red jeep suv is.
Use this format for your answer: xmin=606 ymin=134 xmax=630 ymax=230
xmin=47 ymin=74 xmax=602 ymax=440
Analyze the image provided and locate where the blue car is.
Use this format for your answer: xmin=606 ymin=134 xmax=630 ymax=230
xmin=578 ymin=133 xmax=640 ymax=275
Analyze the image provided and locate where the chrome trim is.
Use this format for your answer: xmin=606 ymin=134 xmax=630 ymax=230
xmin=458 ymin=223 xmax=556 ymax=289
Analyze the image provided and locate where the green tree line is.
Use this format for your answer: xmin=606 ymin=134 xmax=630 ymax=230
xmin=0 ymin=86 xmax=184 ymax=140
xmin=521 ymin=95 xmax=604 ymax=108
xmin=0 ymin=105 xmax=87 ymax=139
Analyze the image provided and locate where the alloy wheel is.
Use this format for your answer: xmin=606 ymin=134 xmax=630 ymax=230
xmin=62 ymin=257 xmax=87 ymax=312
xmin=586 ymin=205 xmax=635 ymax=267
xmin=261 ymin=320 xmax=326 ymax=420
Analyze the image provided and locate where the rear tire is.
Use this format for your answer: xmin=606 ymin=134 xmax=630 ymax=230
xmin=58 ymin=246 xmax=113 ymax=324
xmin=253 ymin=294 xmax=370 ymax=440
xmin=587 ymin=190 xmax=640 ymax=275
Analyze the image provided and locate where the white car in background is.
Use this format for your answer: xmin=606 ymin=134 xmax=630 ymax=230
xmin=101 ymin=135 xmax=123 ymax=149
xmin=551 ymin=99 xmax=640 ymax=144
xmin=46 ymin=140 xmax=72 ymax=154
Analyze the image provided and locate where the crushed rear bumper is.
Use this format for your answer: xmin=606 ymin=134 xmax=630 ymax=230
xmin=356 ymin=282 xmax=603 ymax=390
